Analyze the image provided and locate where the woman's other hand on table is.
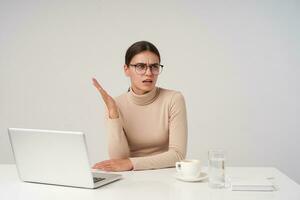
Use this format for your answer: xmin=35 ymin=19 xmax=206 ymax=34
xmin=92 ymin=159 xmax=133 ymax=172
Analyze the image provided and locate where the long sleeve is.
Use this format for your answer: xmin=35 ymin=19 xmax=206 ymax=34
xmin=129 ymin=92 xmax=188 ymax=170
xmin=106 ymin=111 xmax=130 ymax=159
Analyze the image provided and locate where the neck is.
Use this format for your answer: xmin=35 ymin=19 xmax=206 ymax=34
xmin=127 ymin=86 xmax=160 ymax=106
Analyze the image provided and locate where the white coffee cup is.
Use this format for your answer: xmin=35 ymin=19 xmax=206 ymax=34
xmin=175 ymin=159 xmax=202 ymax=178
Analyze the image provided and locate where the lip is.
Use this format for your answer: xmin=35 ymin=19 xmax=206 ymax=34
xmin=142 ymin=79 xmax=153 ymax=82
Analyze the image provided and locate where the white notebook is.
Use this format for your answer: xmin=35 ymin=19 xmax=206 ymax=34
xmin=230 ymin=178 xmax=276 ymax=191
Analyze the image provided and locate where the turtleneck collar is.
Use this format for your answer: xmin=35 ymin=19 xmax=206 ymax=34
xmin=127 ymin=87 xmax=160 ymax=106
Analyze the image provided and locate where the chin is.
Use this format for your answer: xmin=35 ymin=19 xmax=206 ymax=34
xmin=143 ymin=85 xmax=155 ymax=91
xmin=137 ymin=85 xmax=155 ymax=94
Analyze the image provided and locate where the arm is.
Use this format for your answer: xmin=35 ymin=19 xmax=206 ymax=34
xmin=92 ymin=78 xmax=133 ymax=171
xmin=105 ymin=111 xmax=130 ymax=159
xmin=129 ymin=92 xmax=188 ymax=170
xmin=93 ymin=108 xmax=132 ymax=171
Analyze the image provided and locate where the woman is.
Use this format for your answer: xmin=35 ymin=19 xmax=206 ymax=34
xmin=92 ymin=41 xmax=187 ymax=171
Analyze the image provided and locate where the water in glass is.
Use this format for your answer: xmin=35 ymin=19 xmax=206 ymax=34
xmin=208 ymin=150 xmax=226 ymax=188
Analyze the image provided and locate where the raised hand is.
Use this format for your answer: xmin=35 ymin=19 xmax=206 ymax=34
xmin=92 ymin=78 xmax=119 ymax=119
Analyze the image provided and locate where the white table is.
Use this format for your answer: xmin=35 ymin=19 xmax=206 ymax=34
xmin=1 ymin=164 xmax=299 ymax=200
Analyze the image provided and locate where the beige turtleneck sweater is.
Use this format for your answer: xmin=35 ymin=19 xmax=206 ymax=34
xmin=106 ymin=87 xmax=187 ymax=170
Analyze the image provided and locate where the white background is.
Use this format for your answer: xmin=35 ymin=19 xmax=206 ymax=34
xmin=1 ymin=0 xmax=299 ymax=184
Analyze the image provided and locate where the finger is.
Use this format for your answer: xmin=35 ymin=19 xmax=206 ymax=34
xmin=99 ymin=90 xmax=110 ymax=101
xmin=100 ymin=161 xmax=120 ymax=172
xmin=93 ymin=163 xmax=107 ymax=170
xmin=94 ymin=163 xmax=114 ymax=171
xmin=93 ymin=165 xmax=107 ymax=171
xmin=92 ymin=78 xmax=103 ymax=90
xmin=92 ymin=78 xmax=111 ymax=102
xmin=93 ymin=164 xmax=100 ymax=169
xmin=99 ymin=92 xmax=114 ymax=109
xmin=93 ymin=160 xmax=112 ymax=168
xmin=93 ymin=162 xmax=105 ymax=169
xmin=97 ymin=160 xmax=112 ymax=165
xmin=102 ymin=166 xmax=114 ymax=172
xmin=92 ymin=78 xmax=106 ymax=93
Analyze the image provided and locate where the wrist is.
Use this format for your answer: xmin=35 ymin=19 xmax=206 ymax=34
xmin=109 ymin=110 xmax=119 ymax=119
xmin=127 ymin=158 xmax=134 ymax=171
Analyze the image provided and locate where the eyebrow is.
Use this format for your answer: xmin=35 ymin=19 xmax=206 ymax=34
xmin=134 ymin=62 xmax=159 ymax=65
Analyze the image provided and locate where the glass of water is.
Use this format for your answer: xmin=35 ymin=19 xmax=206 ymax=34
xmin=208 ymin=149 xmax=226 ymax=188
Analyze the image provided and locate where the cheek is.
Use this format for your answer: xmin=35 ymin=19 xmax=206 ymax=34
xmin=152 ymin=76 xmax=158 ymax=83
xmin=129 ymin=73 xmax=141 ymax=84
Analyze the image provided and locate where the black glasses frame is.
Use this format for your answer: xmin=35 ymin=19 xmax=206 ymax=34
xmin=129 ymin=63 xmax=164 ymax=75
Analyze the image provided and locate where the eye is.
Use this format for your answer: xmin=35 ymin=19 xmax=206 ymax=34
xmin=136 ymin=63 xmax=147 ymax=70
xmin=150 ymin=64 xmax=160 ymax=70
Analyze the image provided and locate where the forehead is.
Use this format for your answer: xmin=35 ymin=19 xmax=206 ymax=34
xmin=130 ymin=51 xmax=160 ymax=64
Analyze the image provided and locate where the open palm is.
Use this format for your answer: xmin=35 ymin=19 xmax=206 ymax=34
xmin=92 ymin=78 xmax=119 ymax=119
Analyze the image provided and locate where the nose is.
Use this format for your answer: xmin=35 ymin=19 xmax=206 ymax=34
xmin=145 ymin=66 xmax=153 ymax=76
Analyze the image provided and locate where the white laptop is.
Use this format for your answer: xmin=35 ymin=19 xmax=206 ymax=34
xmin=8 ymin=128 xmax=122 ymax=189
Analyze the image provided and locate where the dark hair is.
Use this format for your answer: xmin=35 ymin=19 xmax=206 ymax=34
xmin=125 ymin=41 xmax=161 ymax=65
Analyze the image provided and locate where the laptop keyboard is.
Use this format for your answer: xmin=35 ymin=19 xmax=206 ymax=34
xmin=93 ymin=177 xmax=105 ymax=183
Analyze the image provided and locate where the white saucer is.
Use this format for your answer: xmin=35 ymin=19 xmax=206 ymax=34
xmin=174 ymin=172 xmax=208 ymax=182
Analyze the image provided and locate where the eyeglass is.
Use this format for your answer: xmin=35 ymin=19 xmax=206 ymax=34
xmin=129 ymin=63 xmax=164 ymax=75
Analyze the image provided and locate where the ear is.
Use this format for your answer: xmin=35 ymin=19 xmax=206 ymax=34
xmin=124 ymin=64 xmax=130 ymax=77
